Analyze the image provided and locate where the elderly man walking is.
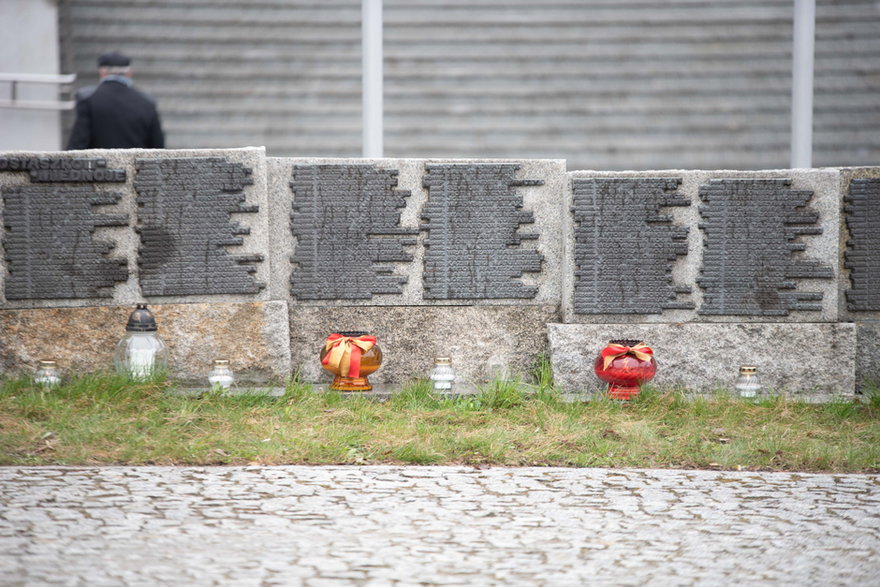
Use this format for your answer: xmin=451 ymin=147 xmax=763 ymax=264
xmin=66 ymin=51 xmax=164 ymax=150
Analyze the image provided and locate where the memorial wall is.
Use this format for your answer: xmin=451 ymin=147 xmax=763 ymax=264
xmin=0 ymin=147 xmax=877 ymax=397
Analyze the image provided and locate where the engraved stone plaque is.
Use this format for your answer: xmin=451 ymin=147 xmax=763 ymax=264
xmin=2 ymin=185 xmax=128 ymax=299
xmin=289 ymin=164 xmax=416 ymax=300
xmin=0 ymin=156 xmax=125 ymax=183
xmin=134 ymin=157 xmax=264 ymax=296
xmin=421 ymin=164 xmax=543 ymax=299
xmin=845 ymin=178 xmax=880 ymax=311
xmin=571 ymin=178 xmax=692 ymax=314
xmin=698 ymin=178 xmax=833 ymax=316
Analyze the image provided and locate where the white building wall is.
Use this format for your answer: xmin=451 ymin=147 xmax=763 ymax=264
xmin=0 ymin=0 xmax=63 ymax=151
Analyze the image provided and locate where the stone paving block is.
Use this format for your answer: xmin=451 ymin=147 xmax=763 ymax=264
xmin=0 ymin=466 xmax=878 ymax=585
xmin=547 ymin=321 xmax=856 ymax=397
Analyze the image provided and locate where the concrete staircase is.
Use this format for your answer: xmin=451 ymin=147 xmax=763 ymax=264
xmin=61 ymin=0 xmax=363 ymax=156
xmin=60 ymin=0 xmax=879 ymax=170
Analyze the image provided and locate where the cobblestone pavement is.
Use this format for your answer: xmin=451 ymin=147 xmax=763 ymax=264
xmin=1 ymin=466 xmax=879 ymax=586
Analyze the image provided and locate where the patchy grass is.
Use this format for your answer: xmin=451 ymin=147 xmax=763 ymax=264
xmin=1 ymin=373 xmax=878 ymax=472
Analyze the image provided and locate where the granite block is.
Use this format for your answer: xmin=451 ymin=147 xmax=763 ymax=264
xmin=289 ymin=305 xmax=560 ymax=385
xmin=548 ymin=322 xmax=856 ymax=398
xmin=564 ymin=169 xmax=841 ymax=323
xmin=0 ymin=147 xmax=270 ymax=308
xmin=0 ymin=301 xmax=291 ymax=383
xmin=267 ymin=158 xmax=566 ymax=305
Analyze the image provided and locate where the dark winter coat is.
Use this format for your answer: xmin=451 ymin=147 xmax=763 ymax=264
xmin=66 ymin=79 xmax=164 ymax=150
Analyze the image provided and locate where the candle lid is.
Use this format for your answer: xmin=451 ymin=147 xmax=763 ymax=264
xmin=126 ymin=304 xmax=158 ymax=332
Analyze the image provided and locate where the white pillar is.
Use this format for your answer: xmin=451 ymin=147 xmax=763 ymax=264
xmin=790 ymin=0 xmax=815 ymax=168
xmin=362 ymin=0 xmax=383 ymax=158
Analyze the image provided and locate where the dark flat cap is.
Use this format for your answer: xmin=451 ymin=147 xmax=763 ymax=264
xmin=98 ymin=51 xmax=131 ymax=67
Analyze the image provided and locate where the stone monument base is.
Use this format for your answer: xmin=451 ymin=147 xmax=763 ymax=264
xmin=0 ymin=301 xmax=291 ymax=384
xmin=547 ymin=322 xmax=857 ymax=399
xmin=291 ymin=305 xmax=559 ymax=386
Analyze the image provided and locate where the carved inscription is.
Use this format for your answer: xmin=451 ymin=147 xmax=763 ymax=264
xmin=844 ymin=178 xmax=880 ymax=311
xmin=571 ymin=178 xmax=692 ymax=314
xmin=0 ymin=157 xmax=126 ymax=182
xmin=134 ymin=157 xmax=264 ymax=296
xmin=290 ymin=164 xmax=416 ymax=300
xmin=698 ymin=178 xmax=833 ymax=316
xmin=2 ymin=185 xmax=128 ymax=299
xmin=421 ymin=164 xmax=542 ymax=299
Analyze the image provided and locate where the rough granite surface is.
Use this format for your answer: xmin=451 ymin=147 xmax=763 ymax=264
xmin=0 ymin=301 xmax=291 ymax=383
xmin=547 ymin=322 xmax=856 ymax=397
xmin=290 ymin=305 xmax=560 ymax=385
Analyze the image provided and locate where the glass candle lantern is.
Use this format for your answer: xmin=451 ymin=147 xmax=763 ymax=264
xmin=429 ymin=357 xmax=455 ymax=391
xmin=208 ymin=359 xmax=234 ymax=390
xmin=34 ymin=360 xmax=61 ymax=387
xmin=113 ymin=304 xmax=168 ymax=380
xmin=485 ymin=352 xmax=510 ymax=381
xmin=734 ymin=366 xmax=762 ymax=398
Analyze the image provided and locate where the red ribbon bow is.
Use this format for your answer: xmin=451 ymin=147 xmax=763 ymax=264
xmin=601 ymin=343 xmax=654 ymax=371
xmin=322 ymin=334 xmax=377 ymax=378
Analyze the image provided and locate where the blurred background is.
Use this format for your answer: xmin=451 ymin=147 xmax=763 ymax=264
xmin=2 ymin=0 xmax=878 ymax=170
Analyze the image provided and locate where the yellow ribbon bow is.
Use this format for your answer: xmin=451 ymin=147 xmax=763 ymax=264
xmin=601 ymin=343 xmax=654 ymax=371
xmin=322 ymin=334 xmax=376 ymax=378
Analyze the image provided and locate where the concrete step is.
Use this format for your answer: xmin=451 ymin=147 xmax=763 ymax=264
xmin=72 ymin=0 xmax=356 ymax=7
xmin=70 ymin=25 xmax=359 ymax=44
xmin=384 ymin=4 xmax=793 ymax=25
xmin=71 ymin=4 xmax=360 ymax=25
xmin=70 ymin=44 xmax=358 ymax=62
xmin=167 ymin=134 xmax=359 ymax=155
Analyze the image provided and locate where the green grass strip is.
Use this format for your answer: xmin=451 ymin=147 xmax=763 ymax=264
xmin=1 ymin=373 xmax=879 ymax=472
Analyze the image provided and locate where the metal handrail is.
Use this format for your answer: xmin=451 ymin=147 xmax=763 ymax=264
xmin=0 ymin=72 xmax=77 ymax=111
xmin=0 ymin=73 xmax=77 ymax=84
